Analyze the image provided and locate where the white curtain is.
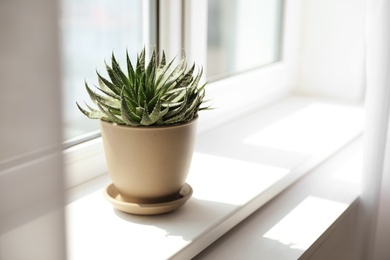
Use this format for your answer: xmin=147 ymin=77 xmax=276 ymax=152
xmin=361 ymin=0 xmax=390 ymax=259
xmin=0 ymin=0 xmax=66 ymax=259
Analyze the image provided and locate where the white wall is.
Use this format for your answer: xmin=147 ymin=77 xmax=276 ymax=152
xmin=296 ymin=0 xmax=366 ymax=101
xmin=0 ymin=0 xmax=66 ymax=259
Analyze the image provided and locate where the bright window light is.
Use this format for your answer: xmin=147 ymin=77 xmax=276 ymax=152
xmin=59 ymin=0 xmax=144 ymax=143
xmin=263 ymin=196 xmax=348 ymax=250
xmin=188 ymin=153 xmax=289 ymax=205
xmin=244 ymin=103 xmax=364 ymax=154
xmin=207 ymin=0 xmax=283 ymax=80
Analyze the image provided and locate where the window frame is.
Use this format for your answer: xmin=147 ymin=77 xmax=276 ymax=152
xmin=183 ymin=0 xmax=302 ymax=132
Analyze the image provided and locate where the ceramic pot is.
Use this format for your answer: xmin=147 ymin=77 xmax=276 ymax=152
xmin=100 ymin=117 xmax=197 ymax=204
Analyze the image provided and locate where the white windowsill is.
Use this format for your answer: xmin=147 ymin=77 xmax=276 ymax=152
xmin=195 ymin=134 xmax=362 ymax=259
xmin=65 ymin=95 xmax=364 ymax=260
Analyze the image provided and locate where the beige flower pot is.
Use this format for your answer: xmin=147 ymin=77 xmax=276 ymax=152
xmin=100 ymin=117 xmax=197 ymax=204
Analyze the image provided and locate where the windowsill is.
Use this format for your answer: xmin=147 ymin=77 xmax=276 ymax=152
xmin=65 ymin=95 xmax=364 ymax=260
xmin=194 ymin=134 xmax=362 ymax=259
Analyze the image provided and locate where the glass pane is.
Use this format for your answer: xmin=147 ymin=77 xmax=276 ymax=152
xmin=207 ymin=0 xmax=283 ymax=80
xmin=60 ymin=0 xmax=145 ymax=143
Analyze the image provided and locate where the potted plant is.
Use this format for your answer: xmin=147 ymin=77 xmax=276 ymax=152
xmin=76 ymin=47 xmax=209 ymax=215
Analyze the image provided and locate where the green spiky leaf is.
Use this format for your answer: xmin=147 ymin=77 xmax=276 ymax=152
xmin=76 ymin=47 xmax=211 ymax=126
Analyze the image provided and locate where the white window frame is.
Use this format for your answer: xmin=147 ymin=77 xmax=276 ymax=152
xmin=183 ymin=0 xmax=303 ymax=132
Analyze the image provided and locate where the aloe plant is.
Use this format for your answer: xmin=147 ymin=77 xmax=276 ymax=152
xmin=77 ymin=48 xmax=209 ymax=126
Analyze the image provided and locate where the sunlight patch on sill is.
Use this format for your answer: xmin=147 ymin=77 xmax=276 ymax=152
xmin=188 ymin=152 xmax=290 ymax=205
xmin=263 ymin=196 xmax=348 ymax=251
xmin=244 ymin=102 xmax=364 ymax=154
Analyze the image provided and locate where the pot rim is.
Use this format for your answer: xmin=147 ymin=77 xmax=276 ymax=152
xmin=100 ymin=115 xmax=198 ymax=130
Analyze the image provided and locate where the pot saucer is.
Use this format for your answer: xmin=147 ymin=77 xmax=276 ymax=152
xmin=103 ymin=183 xmax=193 ymax=215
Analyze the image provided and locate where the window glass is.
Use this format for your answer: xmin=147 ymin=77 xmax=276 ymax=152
xmin=60 ymin=0 xmax=144 ymax=143
xmin=207 ymin=0 xmax=283 ymax=81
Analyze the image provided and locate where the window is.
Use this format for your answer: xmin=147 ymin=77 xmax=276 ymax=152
xmin=2 ymin=0 xmax=381 ymax=259
xmin=64 ymin=0 xmax=296 ymax=187
xmin=207 ymin=0 xmax=283 ymax=81
xmin=60 ymin=0 xmax=155 ymax=144
xmin=182 ymin=0 xmax=300 ymax=133
xmin=60 ymin=0 xmax=286 ymax=147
